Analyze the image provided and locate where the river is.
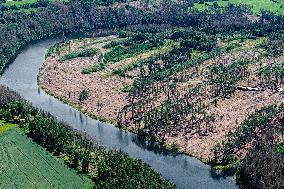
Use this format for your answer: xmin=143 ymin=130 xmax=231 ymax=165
xmin=0 ymin=38 xmax=238 ymax=189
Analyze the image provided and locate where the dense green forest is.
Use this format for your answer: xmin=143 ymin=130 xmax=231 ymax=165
xmin=1 ymin=0 xmax=284 ymax=188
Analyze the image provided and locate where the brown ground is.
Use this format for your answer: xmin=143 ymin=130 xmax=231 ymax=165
xmin=39 ymin=36 xmax=284 ymax=160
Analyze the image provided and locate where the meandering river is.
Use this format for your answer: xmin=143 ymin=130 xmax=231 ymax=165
xmin=0 ymin=38 xmax=238 ymax=189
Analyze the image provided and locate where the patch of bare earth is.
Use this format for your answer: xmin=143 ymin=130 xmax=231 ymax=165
xmin=179 ymin=90 xmax=283 ymax=159
xmin=40 ymin=55 xmax=131 ymax=121
xmin=39 ymin=37 xmax=284 ymax=161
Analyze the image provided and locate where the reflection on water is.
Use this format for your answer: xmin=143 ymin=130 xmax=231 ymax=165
xmin=79 ymin=112 xmax=84 ymax=124
xmin=0 ymin=38 xmax=238 ymax=189
xmin=132 ymin=136 xmax=174 ymax=156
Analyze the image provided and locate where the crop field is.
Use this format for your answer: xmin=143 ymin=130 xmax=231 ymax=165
xmin=2 ymin=0 xmax=69 ymax=13
xmin=194 ymin=0 xmax=284 ymax=15
xmin=0 ymin=123 xmax=92 ymax=189
xmin=4 ymin=0 xmax=37 ymax=6
xmin=0 ymin=120 xmax=16 ymax=133
xmin=4 ymin=0 xmax=68 ymax=6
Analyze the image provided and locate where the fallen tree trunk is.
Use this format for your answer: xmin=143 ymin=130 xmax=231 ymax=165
xmin=236 ymin=86 xmax=261 ymax=91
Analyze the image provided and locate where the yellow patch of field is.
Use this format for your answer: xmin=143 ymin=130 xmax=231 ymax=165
xmin=0 ymin=120 xmax=17 ymax=134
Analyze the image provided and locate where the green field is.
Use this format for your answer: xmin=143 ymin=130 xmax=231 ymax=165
xmin=0 ymin=122 xmax=92 ymax=189
xmin=0 ymin=120 xmax=16 ymax=133
xmin=194 ymin=0 xmax=284 ymax=15
xmin=4 ymin=0 xmax=37 ymax=6
xmin=3 ymin=0 xmax=68 ymax=7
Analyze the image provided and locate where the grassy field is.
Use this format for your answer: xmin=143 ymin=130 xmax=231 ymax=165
xmin=3 ymin=0 xmax=68 ymax=7
xmin=2 ymin=0 xmax=68 ymax=13
xmin=4 ymin=0 xmax=37 ymax=6
xmin=0 ymin=120 xmax=17 ymax=133
xmin=194 ymin=0 xmax=284 ymax=15
xmin=0 ymin=121 xmax=92 ymax=189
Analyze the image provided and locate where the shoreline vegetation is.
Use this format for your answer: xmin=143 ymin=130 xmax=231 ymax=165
xmin=0 ymin=85 xmax=176 ymax=189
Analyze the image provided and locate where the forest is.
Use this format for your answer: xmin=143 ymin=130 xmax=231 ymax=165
xmin=1 ymin=0 xmax=284 ymax=188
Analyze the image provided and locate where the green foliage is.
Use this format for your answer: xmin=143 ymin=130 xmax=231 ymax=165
xmin=276 ymin=142 xmax=284 ymax=155
xmin=103 ymin=45 xmax=132 ymax=63
xmin=79 ymin=89 xmax=89 ymax=102
xmin=112 ymin=62 xmax=137 ymax=77
xmin=112 ymin=49 xmax=167 ymax=77
xmin=60 ymin=48 xmax=100 ymax=61
xmin=1 ymin=0 xmax=283 ymax=75
xmin=4 ymin=0 xmax=38 ymax=7
xmin=2 ymin=2 xmax=151 ymax=73
xmin=103 ymin=39 xmax=127 ymax=49
xmin=171 ymin=29 xmax=216 ymax=52
xmin=213 ymin=160 xmax=240 ymax=175
xmin=121 ymin=84 xmax=134 ymax=92
xmin=261 ymin=32 xmax=284 ymax=56
xmin=219 ymin=154 xmax=236 ymax=166
xmin=79 ymin=0 xmax=126 ymax=7
xmin=118 ymin=31 xmax=128 ymax=38
xmin=209 ymin=59 xmax=249 ymax=98
xmin=257 ymin=63 xmax=284 ymax=89
xmin=82 ymin=64 xmax=105 ymax=74
xmin=103 ymin=32 xmax=166 ymax=64
xmin=45 ymin=45 xmax=55 ymax=59
xmin=2 ymin=0 xmax=50 ymax=12
xmin=0 ymin=120 xmax=17 ymax=133
xmin=194 ymin=0 xmax=284 ymax=15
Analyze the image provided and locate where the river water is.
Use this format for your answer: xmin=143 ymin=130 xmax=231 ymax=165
xmin=0 ymin=38 xmax=238 ymax=189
